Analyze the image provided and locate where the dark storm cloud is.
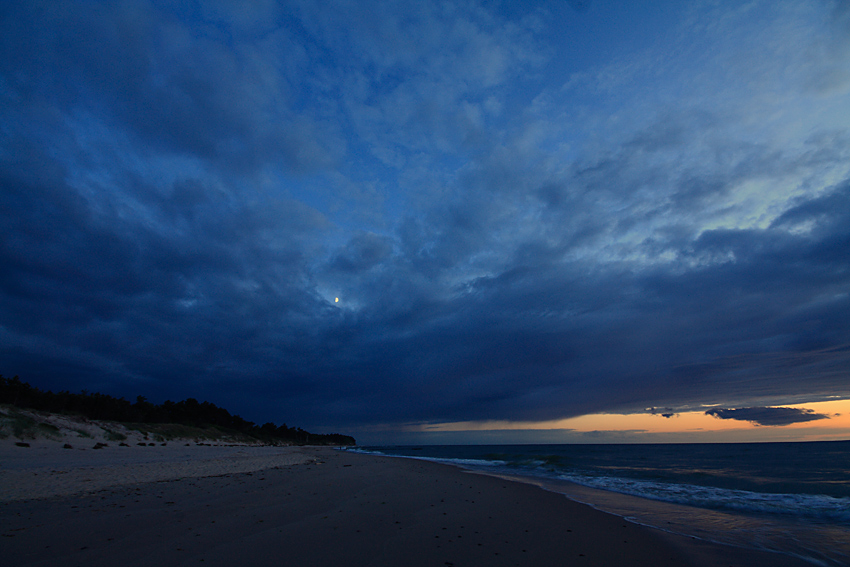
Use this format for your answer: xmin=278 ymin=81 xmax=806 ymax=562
xmin=648 ymin=408 xmax=677 ymax=418
xmin=330 ymin=232 xmax=394 ymax=273
xmin=705 ymin=407 xmax=830 ymax=427
xmin=0 ymin=1 xmax=342 ymax=174
xmin=349 ymin=175 xmax=850 ymax=424
xmin=6 ymin=153 xmax=850 ymax=427
xmin=1 ymin=1 xmax=849 ymax=435
xmin=0 ymin=130 xmax=331 ymax=400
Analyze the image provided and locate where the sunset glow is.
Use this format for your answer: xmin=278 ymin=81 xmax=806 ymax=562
xmin=409 ymin=400 xmax=850 ymax=444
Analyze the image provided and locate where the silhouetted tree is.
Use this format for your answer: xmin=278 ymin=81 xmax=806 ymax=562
xmin=0 ymin=375 xmax=355 ymax=445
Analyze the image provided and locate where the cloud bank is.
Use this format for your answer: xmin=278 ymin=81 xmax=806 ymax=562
xmin=1 ymin=1 xmax=849 ymax=433
xmin=705 ymin=407 xmax=830 ymax=427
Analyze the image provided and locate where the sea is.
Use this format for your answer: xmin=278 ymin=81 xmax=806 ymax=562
xmin=351 ymin=441 xmax=850 ymax=566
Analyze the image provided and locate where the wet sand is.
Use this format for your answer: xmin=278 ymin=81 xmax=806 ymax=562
xmin=0 ymin=446 xmax=813 ymax=566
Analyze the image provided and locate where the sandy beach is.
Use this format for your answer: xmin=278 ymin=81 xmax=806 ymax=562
xmin=1 ymin=444 xmax=815 ymax=567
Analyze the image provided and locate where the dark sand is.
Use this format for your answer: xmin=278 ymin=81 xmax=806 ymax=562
xmin=1 ymin=447 xmax=814 ymax=566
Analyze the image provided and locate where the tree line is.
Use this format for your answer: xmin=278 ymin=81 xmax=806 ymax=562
xmin=0 ymin=375 xmax=355 ymax=446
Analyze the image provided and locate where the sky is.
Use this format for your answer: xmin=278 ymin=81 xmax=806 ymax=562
xmin=2 ymin=0 xmax=850 ymax=445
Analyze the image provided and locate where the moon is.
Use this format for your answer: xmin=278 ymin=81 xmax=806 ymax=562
xmin=335 ymin=297 xmax=339 ymax=302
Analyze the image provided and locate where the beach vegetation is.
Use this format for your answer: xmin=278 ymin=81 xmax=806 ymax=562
xmin=103 ymin=429 xmax=127 ymax=442
xmin=0 ymin=375 xmax=355 ymax=446
xmin=124 ymin=422 xmax=254 ymax=443
xmin=38 ymin=422 xmax=61 ymax=436
xmin=5 ymin=409 xmax=37 ymax=439
xmin=0 ymin=407 xmax=62 ymax=440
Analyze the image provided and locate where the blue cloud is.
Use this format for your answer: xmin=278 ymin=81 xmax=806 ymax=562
xmin=705 ymin=407 xmax=830 ymax=427
xmin=1 ymin=1 xmax=849 ymax=434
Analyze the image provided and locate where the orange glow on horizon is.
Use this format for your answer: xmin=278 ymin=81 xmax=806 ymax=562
xmin=413 ymin=399 xmax=850 ymax=443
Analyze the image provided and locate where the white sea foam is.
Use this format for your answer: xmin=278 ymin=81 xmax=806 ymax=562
xmin=555 ymin=473 xmax=850 ymax=523
xmin=356 ymin=443 xmax=850 ymax=566
xmin=348 ymin=448 xmax=506 ymax=468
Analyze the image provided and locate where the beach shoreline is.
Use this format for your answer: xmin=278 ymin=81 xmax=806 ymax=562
xmin=352 ymin=442 xmax=850 ymax=566
xmin=0 ymin=444 xmax=817 ymax=566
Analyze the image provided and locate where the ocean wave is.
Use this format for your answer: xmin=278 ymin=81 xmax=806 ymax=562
xmin=556 ymin=473 xmax=850 ymax=524
xmin=350 ymin=446 xmax=850 ymax=524
xmin=345 ymin=448 xmax=507 ymax=468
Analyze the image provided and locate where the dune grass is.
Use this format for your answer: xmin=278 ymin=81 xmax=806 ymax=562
xmin=123 ymin=422 xmax=263 ymax=444
xmin=0 ymin=407 xmax=62 ymax=440
xmin=0 ymin=404 xmax=287 ymax=446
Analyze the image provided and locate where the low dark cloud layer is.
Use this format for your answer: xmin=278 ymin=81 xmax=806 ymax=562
xmin=705 ymin=407 xmax=830 ymax=427
xmin=1 ymin=1 xmax=849 ymax=438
